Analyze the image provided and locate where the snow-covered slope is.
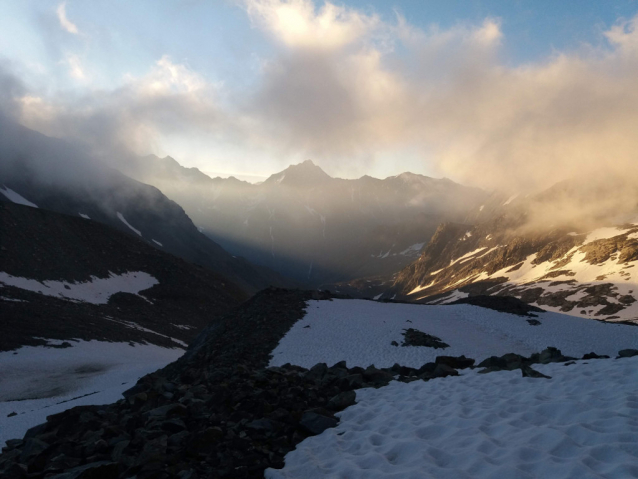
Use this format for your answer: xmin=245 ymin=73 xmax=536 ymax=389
xmin=270 ymin=300 xmax=638 ymax=368
xmin=267 ymin=298 xmax=638 ymax=479
xmin=0 ymin=340 xmax=183 ymax=447
xmin=267 ymin=356 xmax=638 ymax=479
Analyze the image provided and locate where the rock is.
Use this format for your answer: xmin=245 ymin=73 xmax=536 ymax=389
xmin=23 ymin=424 xmax=47 ymax=440
xmin=477 ymin=356 xmax=508 ymax=369
xmin=299 ymin=411 xmax=338 ymax=435
xmin=3 ymin=463 xmax=28 ymax=479
xmin=160 ymin=418 xmax=186 ymax=433
xmin=390 ymin=341 xmax=398 ymax=346
xmin=48 ymin=461 xmax=118 ymax=479
xmin=521 ymin=365 xmax=552 ymax=379
xmin=247 ymin=419 xmax=277 ymax=433
xmin=167 ymin=431 xmax=189 ymax=449
xmin=538 ymin=347 xmax=564 ymax=364
xmin=19 ymin=439 xmax=48 ymax=463
xmin=526 ymin=319 xmax=541 ymax=326
xmin=617 ymin=349 xmax=638 ymax=358
xmin=501 ymin=353 xmax=527 ymax=370
xmin=582 ymin=352 xmax=609 ymax=360
xmin=326 ymin=391 xmax=356 ymax=411
xmin=3 ymin=439 xmax=23 ymax=450
xmin=307 ymin=363 xmax=328 ymax=380
xmin=432 ymin=363 xmax=459 ymax=378
xmin=401 ymin=328 xmax=449 ymax=349
xmin=435 ymin=355 xmax=475 ymax=369
xmin=110 ymin=440 xmax=129 ymax=462
xmin=145 ymin=403 xmax=187 ymax=419
xmin=342 ymin=374 xmax=364 ymax=389
xmin=362 ymin=367 xmax=394 ymax=385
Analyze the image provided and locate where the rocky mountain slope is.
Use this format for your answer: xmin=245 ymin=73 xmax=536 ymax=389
xmin=0 ymin=201 xmax=247 ymax=351
xmin=389 ymin=207 xmax=638 ymax=324
xmin=120 ymin=155 xmax=487 ymax=286
xmin=0 ymin=118 xmax=289 ymax=294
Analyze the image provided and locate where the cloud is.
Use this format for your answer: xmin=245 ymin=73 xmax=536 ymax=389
xmin=13 ymin=56 xmax=227 ymax=159
xmin=56 ymin=2 xmax=79 ymax=35
xmin=63 ymin=54 xmax=85 ymax=80
xmin=242 ymin=1 xmax=638 ymax=194
xmin=4 ymin=0 xmax=638 ymax=203
xmin=244 ymin=0 xmax=380 ymax=50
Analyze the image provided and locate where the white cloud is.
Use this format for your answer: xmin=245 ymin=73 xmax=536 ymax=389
xmin=16 ymin=56 xmax=226 ymax=157
xmin=64 ymin=54 xmax=85 ymax=80
xmin=245 ymin=0 xmax=380 ymax=50
xmin=56 ymin=2 xmax=79 ymax=35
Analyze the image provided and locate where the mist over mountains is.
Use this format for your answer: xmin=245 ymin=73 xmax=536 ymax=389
xmin=119 ymin=154 xmax=487 ymax=286
xmin=0 ymin=116 xmax=289 ymax=294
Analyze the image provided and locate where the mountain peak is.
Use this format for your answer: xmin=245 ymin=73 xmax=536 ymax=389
xmin=265 ymin=160 xmax=332 ymax=186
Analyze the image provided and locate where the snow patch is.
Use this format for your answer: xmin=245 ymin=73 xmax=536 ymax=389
xmin=152 ymin=239 xmax=163 ymax=247
xmin=503 ymin=194 xmax=518 ymax=206
xmin=78 ymin=213 xmax=90 ymax=219
xmin=449 ymin=247 xmax=488 ymax=267
xmin=399 ymin=243 xmax=425 ymax=256
xmin=0 ymin=186 xmax=38 ymax=208
xmin=0 ymin=271 xmax=158 ymax=305
xmin=408 ymin=281 xmax=435 ymax=295
xmin=116 ymin=212 xmax=141 ymax=236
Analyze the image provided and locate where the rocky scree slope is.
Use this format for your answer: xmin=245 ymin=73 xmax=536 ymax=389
xmin=120 ymin=156 xmax=487 ymax=286
xmin=0 ymin=201 xmax=247 ymax=351
xmin=390 ymin=214 xmax=638 ymax=324
xmin=2 ymin=288 xmax=635 ymax=479
xmin=0 ymin=118 xmax=288 ymax=294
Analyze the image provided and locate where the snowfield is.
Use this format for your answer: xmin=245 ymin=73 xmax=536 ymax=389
xmin=0 ymin=340 xmax=183 ymax=447
xmin=270 ymin=300 xmax=638 ymax=369
xmin=0 ymin=185 xmax=38 ymax=208
xmin=267 ymin=357 xmax=638 ymax=479
xmin=0 ymin=271 xmax=158 ymax=304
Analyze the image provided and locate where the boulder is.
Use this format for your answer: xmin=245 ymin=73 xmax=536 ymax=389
xmin=435 ymin=355 xmax=475 ymax=369
xmin=299 ymin=411 xmax=338 ymax=435
xmin=327 ymin=391 xmax=356 ymax=412
xmin=521 ymin=365 xmax=552 ymax=379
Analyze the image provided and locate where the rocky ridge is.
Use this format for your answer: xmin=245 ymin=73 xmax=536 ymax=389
xmin=389 ymin=217 xmax=638 ymax=324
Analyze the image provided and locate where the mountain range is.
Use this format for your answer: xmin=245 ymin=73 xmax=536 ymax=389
xmin=119 ymin=155 xmax=488 ymax=286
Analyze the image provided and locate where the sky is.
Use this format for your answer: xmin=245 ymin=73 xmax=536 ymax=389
xmin=1 ymin=0 xmax=638 ymax=187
